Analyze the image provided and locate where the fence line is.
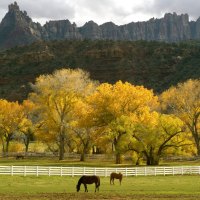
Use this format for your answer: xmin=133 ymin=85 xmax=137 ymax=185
xmin=0 ymin=166 xmax=200 ymax=177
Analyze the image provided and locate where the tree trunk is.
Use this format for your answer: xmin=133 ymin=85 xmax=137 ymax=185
xmin=1 ymin=136 xmax=5 ymax=155
xmin=24 ymin=137 xmax=30 ymax=153
xmin=115 ymin=153 xmax=122 ymax=164
xmin=25 ymin=142 xmax=29 ymax=153
xmin=80 ymin=141 xmax=90 ymax=162
xmin=192 ymin=130 xmax=200 ymax=156
xmin=59 ymin=134 xmax=65 ymax=160
xmin=5 ymin=138 xmax=10 ymax=154
xmin=146 ymin=154 xmax=159 ymax=165
xmin=80 ymin=153 xmax=85 ymax=161
xmin=197 ymin=146 xmax=200 ymax=156
xmin=144 ymin=148 xmax=160 ymax=166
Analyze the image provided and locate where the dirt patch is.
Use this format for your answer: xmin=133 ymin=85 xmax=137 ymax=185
xmin=0 ymin=193 xmax=200 ymax=200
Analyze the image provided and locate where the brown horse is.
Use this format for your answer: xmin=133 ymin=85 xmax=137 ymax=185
xmin=76 ymin=175 xmax=100 ymax=192
xmin=110 ymin=172 xmax=123 ymax=185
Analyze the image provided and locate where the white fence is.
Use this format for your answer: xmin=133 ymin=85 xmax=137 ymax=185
xmin=0 ymin=166 xmax=200 ymax=177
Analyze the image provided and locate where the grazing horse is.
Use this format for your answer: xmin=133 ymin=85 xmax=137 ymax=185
xmin=110 ymin=172 xmax=123 ymax=185
xmin=76 ymin=175 xmax=100 ymax=192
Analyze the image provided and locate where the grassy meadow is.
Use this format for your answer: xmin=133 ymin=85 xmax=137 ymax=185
xmin=0 ymin=175 xmax=200 ymax=199
xmin=1 ymin=175 xmax=200 ymax=195
xmin=1 ymin=157 xmax=200 ymax=199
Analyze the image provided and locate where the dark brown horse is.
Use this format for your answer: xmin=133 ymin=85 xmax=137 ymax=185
xmin=110 ymin=172 xmax=123 ymax=185
xmin=76 ymin=175 xmax=100 ymax=192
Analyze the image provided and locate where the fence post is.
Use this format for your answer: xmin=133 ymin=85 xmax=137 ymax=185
xmin=72 ymin=167 xmax=74 ymax=177
xmin=83 ymin=167 xmax=85 ymax=175
xmin=155 ymin=167 xmax=156 ymax=176
xmin=48 ymin=167 xmax=51 ymax=176
xmin=36 ymin=166 xmax=39 ymax=177
xmin=11 ymin=166 xmax=13 ymax=176
xmin=60 ymin=167 xmax=63 ymax=177
xmin=164 ymin=167 xmax=165 ymax=176
xmin=135 ymin=167 xmax=137 ymax=176
xmin=125 ymin=168 xmax=127 ymax=177
xmin=105 ymin=168 xmax=107 ymax=177
xmin=24 ymin=166 xmax=26 ymax=177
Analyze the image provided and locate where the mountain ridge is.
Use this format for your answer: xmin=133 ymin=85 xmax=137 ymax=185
xmin=1 ymin=2 xmax=200 ymax=50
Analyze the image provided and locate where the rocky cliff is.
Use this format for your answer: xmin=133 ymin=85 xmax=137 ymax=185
xmin=1 ymin=2 xmax=200 ymax=50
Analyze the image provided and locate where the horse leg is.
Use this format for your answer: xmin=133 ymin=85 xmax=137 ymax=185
xmin=84 ymin=184 xmax=88 ymax=192
xmin=86 ymin=186 xmax=88 ymax=192
xmin=96 ymin=182 xmax=100 ymax=192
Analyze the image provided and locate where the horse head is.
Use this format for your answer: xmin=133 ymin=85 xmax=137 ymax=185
xmin=76 ymin=184 xmax=80 ymax=192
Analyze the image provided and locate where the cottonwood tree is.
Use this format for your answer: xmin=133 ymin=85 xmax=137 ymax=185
xmin=88 ymin=81 xmax=158 ymax=164
xmin=68 ymin=82 xmax=98 ymax=161
xmin=29 ymin=68 xmax=97 ymax=160
xmin=18 ymin=100 xmax=37 ymax=152
xmin=161 ymin=79 xmax=200 ymax=155
xmin=0 ymin=99 xmax=24 ymax=154
xmin=131 ymin=111 xmax=187 ymax=165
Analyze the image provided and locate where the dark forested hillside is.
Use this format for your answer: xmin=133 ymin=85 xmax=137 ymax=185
xmin=0 ymin=40 xmax=200 ymax=101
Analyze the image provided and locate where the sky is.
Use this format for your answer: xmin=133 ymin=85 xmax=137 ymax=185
xmin=0 ymin=0 xmax=200 ymax=26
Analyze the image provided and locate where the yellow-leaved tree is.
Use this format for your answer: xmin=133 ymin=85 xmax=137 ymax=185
xmin=0 ymin=99 xmax=24 ymax=154
xmin=131 ymin=111 xmax=188 ymax=165
xmin=19 ymin=100 xmax=37 ymax=152
xmin=160 ymin=79 xmax=200 ymax=155
xmin=88 ymin=81 xmax=158 ymax=164
xmin=29 ymin=68 xmax=98 ymax=160
xmin=71 ymin=99 xmax=97 ymax=161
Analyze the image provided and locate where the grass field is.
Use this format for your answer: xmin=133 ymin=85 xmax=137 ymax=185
xmin=0 ymin=175 xmax=200 ymax=199
xmin=1 ymin=157 xmax=200 ymax=199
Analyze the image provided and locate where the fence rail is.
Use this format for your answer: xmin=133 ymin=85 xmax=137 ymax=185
xmin=0 ymin=166 xmax=200 ymax=177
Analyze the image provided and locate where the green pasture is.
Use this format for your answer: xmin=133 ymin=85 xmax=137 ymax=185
xmin=0 ymin=175 xmax=200 ymax=195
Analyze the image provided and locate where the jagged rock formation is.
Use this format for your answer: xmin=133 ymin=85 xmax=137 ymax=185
xmin=43 ymin=20 xmax=82 ymax=40
xmin=1 ymin=2 xmax=200 ymax=50
xmin=0 ymin=2 xmax=43 ymax=49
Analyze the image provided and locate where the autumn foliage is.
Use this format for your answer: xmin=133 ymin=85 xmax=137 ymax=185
xmin=0 ymin=69 xmax=199 ymax=165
